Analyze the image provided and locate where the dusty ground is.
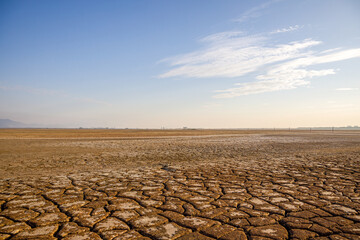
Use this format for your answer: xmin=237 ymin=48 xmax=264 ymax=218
xmin=0 ymin=129 xmax=359 ymax=239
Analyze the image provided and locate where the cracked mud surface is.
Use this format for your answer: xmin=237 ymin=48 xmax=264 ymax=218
xmin=0 ymin=130 xmax=359 ymax=239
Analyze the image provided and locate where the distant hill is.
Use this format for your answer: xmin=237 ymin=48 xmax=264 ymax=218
xmin=0 ymin=119 xmax=32 ymax=128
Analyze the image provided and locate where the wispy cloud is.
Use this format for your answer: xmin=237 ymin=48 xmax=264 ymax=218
xmin=159 ymin=29 xmax=360 ymax=98
xmin=235 ymin=0 xmax=283 ymax=23
xmin=270 ymin=25 xmax=302 ymax=34
xmin=214 ymin=69 xmax=334 ymax=98
xmin=214 ymin=48 xmax=360 ymax=98
xmin=336 ymin=88 xmax=359 ymax=91
xmin=159 ymin=35 xmax=320 ymax=79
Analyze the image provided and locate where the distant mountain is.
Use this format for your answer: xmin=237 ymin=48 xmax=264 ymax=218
xmin=0 ymin=119 xmax=32 ymax=128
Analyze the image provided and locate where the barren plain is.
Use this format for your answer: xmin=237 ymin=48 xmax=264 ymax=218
xmin=0 ymin=129 xmax=359 ymax=239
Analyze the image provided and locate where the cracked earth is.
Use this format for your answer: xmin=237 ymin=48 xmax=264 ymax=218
xmin=0 ymin=131 xmax=359 ymax=239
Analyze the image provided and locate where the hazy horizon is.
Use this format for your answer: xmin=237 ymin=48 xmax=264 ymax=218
xmin=1 ymin=0 xmax=359 ymax=128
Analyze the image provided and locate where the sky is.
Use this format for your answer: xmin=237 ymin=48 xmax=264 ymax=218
xmin=0 ymin=0 xmax=359 ymax=128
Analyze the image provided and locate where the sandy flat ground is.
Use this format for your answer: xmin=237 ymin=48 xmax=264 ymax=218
xmin=0 ymin=129 xmax=359 ymax=239
xmin=0 ymin=129 xmax=359 ymax=179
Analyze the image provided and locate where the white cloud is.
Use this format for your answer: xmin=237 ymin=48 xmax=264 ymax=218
xmin=336 ymin=88 xmax=359 ymax=91
xmin=235 ymin=0 xmax=283 ymax=23
xmin=214 ymin=69 xmax=335 ymax=98
xmin=159 ymin=29 xmax=360 ymax=98
xmin=200 ymin=31 xmax=244 ymax=43
xmin=214 ymin=80 xmax=307 ymax=98
xmin=270 ymin=25 xmax=302 ymax=34
xmin=213 ymin=47 xmax=360 ymax=98
xmin=159 ymin=36 xmax=321 ymax=79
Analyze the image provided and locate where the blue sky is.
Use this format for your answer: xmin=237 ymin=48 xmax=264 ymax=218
xmin=1 ymin=0 xmax=359 ymax=128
